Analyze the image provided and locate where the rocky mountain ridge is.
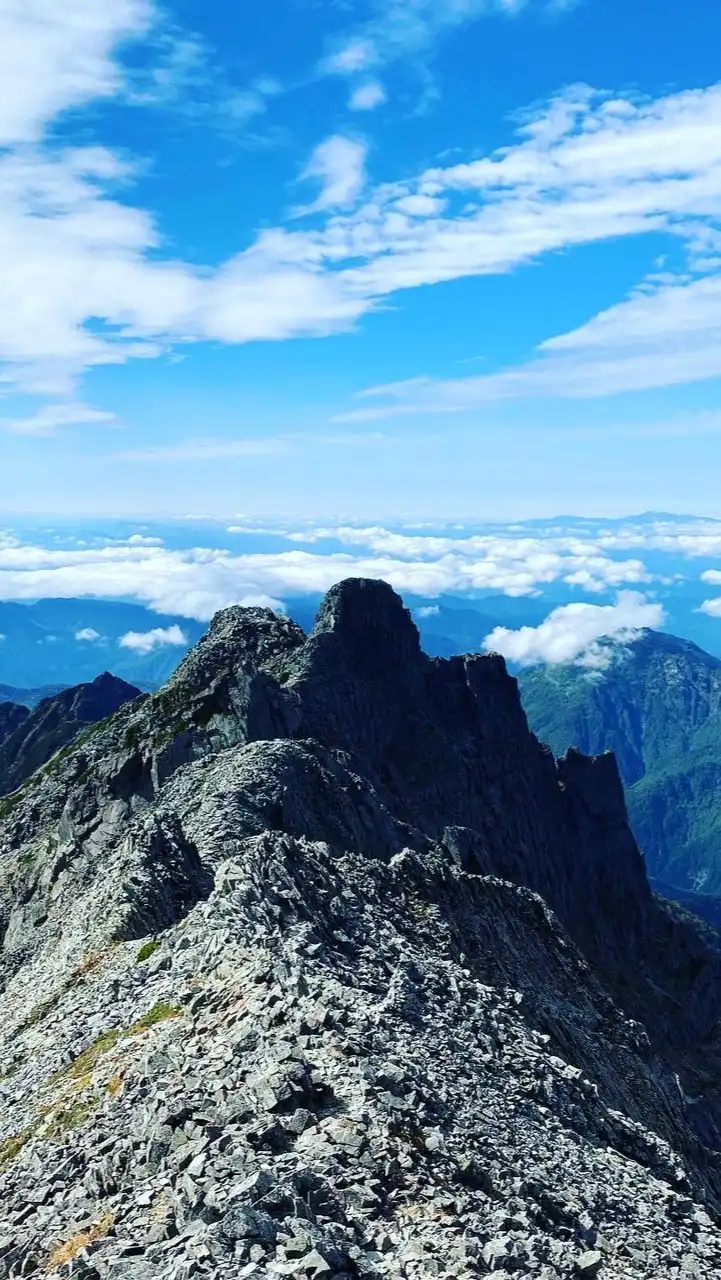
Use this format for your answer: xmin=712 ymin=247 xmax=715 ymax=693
xmin=1 ymin=580 xmax=721 ymax=1279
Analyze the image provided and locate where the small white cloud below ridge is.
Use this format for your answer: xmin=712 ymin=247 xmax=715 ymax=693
xmin=119 ymin=624 xmax=187 ymax=654
xmin=75 ymin=627 xmax=101 ymax=641
xmin=483 ymin=592 xmax=666 ymax=669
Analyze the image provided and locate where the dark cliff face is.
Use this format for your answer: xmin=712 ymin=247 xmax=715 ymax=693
xmin=0 ymin=672 xmax=142 ymax=797
xmin=0 ymin=701 xmax=29 ymax=748
xmin=280 ymin=581 xmax=651 ymax=980
xmin=2 ymin=580 xmax=721 ymax=1155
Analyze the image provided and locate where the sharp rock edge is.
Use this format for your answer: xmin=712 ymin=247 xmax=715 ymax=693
xmin=0 ymin=578 xmax=720 ymax=1279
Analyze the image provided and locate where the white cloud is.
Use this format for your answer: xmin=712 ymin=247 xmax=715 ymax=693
xmin=299 ymin=136 xmax=368 ymax=213
xmin=699 ymin=598 xmax=721 ymax=618
xmin=483 ymin=592 xmax=666 ymax=668
xmin=75 ymin=627 xmax=101 ymax=641
xmin=0 ymin=0 xmax=155 ymax=144
xmin=5 ymin=14 xmax=721 ymax=427
xmin=342 ymin=276 xmax=721 ymax=414
xmin=330 ymin=79 xmax=721 ymax=416
xmin=349 ymin=81 xmax=387 ymax=112
xmin=415 ymin=604 xmax=440 ymax=617
xmin=325 ymin=40 xmax=378 ymax=75
xmin=119 ymin=624 xmax=187 ymax=653
xmin=1 ymin=402 xmax=117 ymax=436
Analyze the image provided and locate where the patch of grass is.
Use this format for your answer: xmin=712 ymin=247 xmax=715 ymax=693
xmin=50 ymin=1002 xmax=181 ymax=1092
xmin=136 ymin=939 xmax=160 ymax=963
xmin=49 ymin=1097 xmax=97 ymax=1135
xmin=130 ymin=1001 xmax=182 ymax=1033
xmin=48 ymin=1213 xmax=115 ymax=1271
xmin=0 ymin=1126 xmax=34 ymax=1169
xmin=106 ymin=1074 xmax=124 ymax=1097
xmin=0 ymin=788 xmax=26 ymax=822
xmin=0 ymin=1094 xmax=100 ymax=1173
xmin=56 ymin=1028 xmax=121 ymax=1085
xmin=17 ymin=992 xmax=62 ymax=1034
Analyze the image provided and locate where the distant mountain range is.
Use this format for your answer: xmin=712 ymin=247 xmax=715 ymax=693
xmin=0 ymin=683 xmax=66 ymax=709
xmin=0 ymin=673 xmax=141 ymax=796
xmin=0 ymin=599 xmax=206 ymax=690
xmin=0 ymin=594 xmax=554 ymax=692
xmin=520 ymin=630 xmax=721 ymax=896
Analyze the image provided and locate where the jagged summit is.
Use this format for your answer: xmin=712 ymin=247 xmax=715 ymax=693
xmin=309 ymin=577 xmax=422 ymax=666
xmin=169 ymin=605 xmax=305 ymax=692
xmin=2 ymin=580 xmax=721 ymax=1277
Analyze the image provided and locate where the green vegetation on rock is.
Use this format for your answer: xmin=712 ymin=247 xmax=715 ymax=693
xmin=135 ymin=939 xmax=160 ymax=963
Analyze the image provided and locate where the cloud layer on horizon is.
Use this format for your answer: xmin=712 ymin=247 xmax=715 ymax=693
xmin=483 ymin=592 xmax=666 ymax=668
xmin=1 ymin=515 xmax=720 ymax=622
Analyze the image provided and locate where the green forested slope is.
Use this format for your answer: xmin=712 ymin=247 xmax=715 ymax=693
xmin=520 ymin=631 xmax=721 ymax=893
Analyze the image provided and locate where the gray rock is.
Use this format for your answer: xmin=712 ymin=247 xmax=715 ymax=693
xmin=575 ymin=1250 xmax=603 ymax=1275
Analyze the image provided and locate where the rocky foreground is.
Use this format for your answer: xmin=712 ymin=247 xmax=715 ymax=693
xmin=1 ymin=580 xmax=721 ymax=1279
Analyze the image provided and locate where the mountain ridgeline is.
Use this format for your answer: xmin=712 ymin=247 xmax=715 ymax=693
xmin=520 ymin=630 xmax=721 ymax=896
xmin=0 ymin=673 xmax=141 ymax=798
xmin=1 ymin=581 xmax=721 ymax=1278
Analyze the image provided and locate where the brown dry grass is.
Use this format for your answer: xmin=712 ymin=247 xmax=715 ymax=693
xmin=47 ymin=1212 xmax=115 ymax=1271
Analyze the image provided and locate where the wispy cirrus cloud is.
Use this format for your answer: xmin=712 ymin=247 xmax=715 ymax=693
xmin=114 ymin=437 xmax=293 ymax=463
xmin=339 ymin=273 xmax=721 ymax=418
xmin=4 ymin=3 xmax=721 ymax=438
xmin=323 ymin=0 xmax=569 ymax=81
xmin=114 ymin=431 xmax=389 ymax=463
xmin=1 ymin=402 xmax=117 ymax=437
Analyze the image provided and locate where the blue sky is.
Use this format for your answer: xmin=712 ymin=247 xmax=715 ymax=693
xmin=2 ymin=0 xmax=721 ymax=518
